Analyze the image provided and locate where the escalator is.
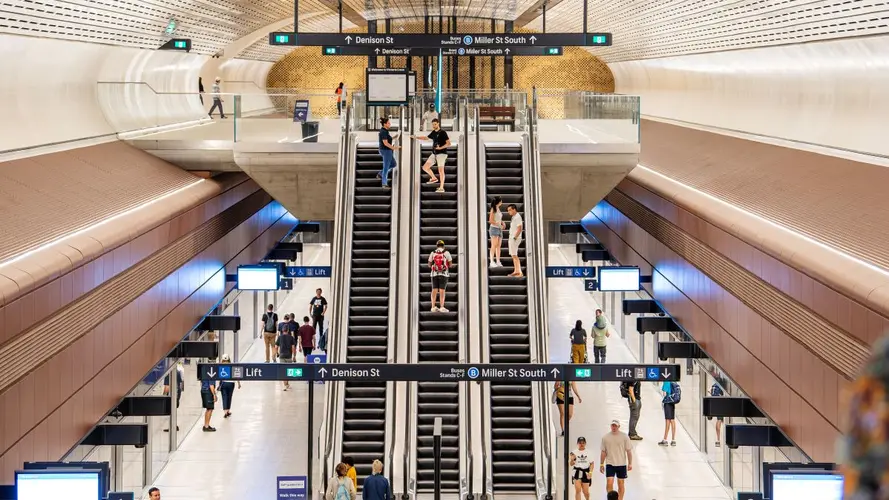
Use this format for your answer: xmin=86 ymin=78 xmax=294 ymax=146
xmin=341 ymin=145 xmax=392 ymax=486
xmin=484 ymin=144 xmax=536 ymax=492
xmin=416 ymin=144 xmax=461 ymax=492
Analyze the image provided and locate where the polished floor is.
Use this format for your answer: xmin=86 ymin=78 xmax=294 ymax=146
xmin=546 ymin=244 xmax=732 ymax=500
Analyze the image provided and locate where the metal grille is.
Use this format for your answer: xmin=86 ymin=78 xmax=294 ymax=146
xmin=523 ymin=0 xmax=889 ymax=62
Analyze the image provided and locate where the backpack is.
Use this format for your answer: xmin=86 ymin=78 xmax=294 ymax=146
xmin=335 ymin=480 xmax=350 ymax=500
xmin=666 ymin=382 xmax=682 ymax=404
xmin=431 ymin=250 xmax=448 ymax=273
xmin=264 ymin=313 xmax=276 ymax=332
xmin=710 ymin=384 xmax=724 ymax=397
xmin=619 ymin=382 xmax=630 ymax=399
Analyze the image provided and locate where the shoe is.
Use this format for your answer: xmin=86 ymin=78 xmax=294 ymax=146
xmin=431 ymin=306 xmax=439 ymax=312
xmin=435 ymin=187 xmax=445 ymax=193
xmin=382 ymin=185 xmax=391 ymax=189
xmin=489 ymin=261 xmax=498 ymax=268
xmin=202 ymin=426 xmax=216 ymax=432
xmin=221 ymin=116 xmax=227 ymax=119
xmin=560 ymin=430 xmax=564 ymax=437
xmin=658 ymin=440 xmax=668 ymax=446
xmin=426 ymin=179 xmax=439 ymax=184
xmin=629 ymin=435 xmax=643 ymax=441
xmin=224 ymin=412 xmax=231 ymax=418
xmin=438 ymin=307 xmax=450 ymax=313
xmin=495 ymin=261 xmax=503 ymax=267
xmin=283 ymin=386 xmax=289 ymax=391
xmin=671 ymin=441 xmax=677 ymax=446
xmin=376 ymin=173 xmax=381 ymax=179
xmin=715 ymin=441 xmax=720 ymax=447
xmin=265 ymin=360 xmax=270 ymax=363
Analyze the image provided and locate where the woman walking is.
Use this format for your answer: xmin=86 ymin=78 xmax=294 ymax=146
xmin=217 ymin=354 xmax=241 ymax=418
xmin=325 ymin=463 xmax=357 ymax=500
xmin=592 ymin=309 xmax=610 ymax=363
xmin=488 ymin=196 xmax=504 ymax=267
xmin=554 ymin=379 xmax=583 ymax=436
xmin=335 ymin=82 xmax=345 ymax=115
xmin=570 ymin=320 xmax=587 ymax=364
xmin=378 ymin=117 xmax=400 ymax=189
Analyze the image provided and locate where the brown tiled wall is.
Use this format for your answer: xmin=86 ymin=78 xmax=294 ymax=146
xmin=0 ymin=198 xmax=291 ymax=481
xmin=584 ymin=201 xmax=847 ymax=461
xmin=0 ymin=175 xmax=259 ymax=348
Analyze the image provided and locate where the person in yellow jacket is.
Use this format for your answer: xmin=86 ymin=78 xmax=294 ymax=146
xmin=343 ymin=456 xmax=357 ymax=489
xmin=569 ymin=320 xmax=587 ymax=364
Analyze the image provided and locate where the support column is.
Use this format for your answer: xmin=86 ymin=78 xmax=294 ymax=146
xmin=384 ymin=18 xmax=391 ymax=68
xmin=451 ymin=15 xmax=459 ymax=89
xmin=367 ymin=21 xmax=377 ymax=68
xmin=503 ymin=20 xmax=514 ymax=89
xmin=469 ymin=55 xmax=475 ymax=89
xmin=338 ymin=0 xmax=342 ymax=32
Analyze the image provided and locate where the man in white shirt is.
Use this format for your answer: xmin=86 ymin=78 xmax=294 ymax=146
xmin=506 ymin=204 xmax=524 ymax=278
xmin=422 ymin=103 xmax=439 ymax=131
xmin=599 ymin=420 xmax=633 ymax=500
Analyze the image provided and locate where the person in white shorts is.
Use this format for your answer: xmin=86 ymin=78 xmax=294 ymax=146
xmin=507 ymin=204 xmax=524 ymax=277
xmin=411 ymin=118 xmax=451 ymax=193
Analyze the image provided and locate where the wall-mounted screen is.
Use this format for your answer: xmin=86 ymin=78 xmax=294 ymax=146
xmin=366 ymin=69 xmax=408 ymax=105
xmin=237 ymin=265 xmax=280 ymax=290
xmin=16 ymin=470 xmax=102 ymax=500
xmin=770 ymin=471 xmax=843 ymax=500
xmin=597 ymin=266 xmax=641 ymax=291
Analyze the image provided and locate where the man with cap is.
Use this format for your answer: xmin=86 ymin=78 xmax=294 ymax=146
xmin=599 ymin=420 xmax=633 ymax=500
xmin=569 ymin=436 xmax=592 ymax=500
xmin=427 ymin=239 xmax=453 ymax=312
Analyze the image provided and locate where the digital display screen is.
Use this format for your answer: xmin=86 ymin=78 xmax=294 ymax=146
xmin=367 ymin=70 xmax=408 ymax=104
xmin=771 ymin=472 xmax=843 ymax=500
xmin=237 ymin=265 xmax=280 ymax=290
xmin=597 ymin=266 xmax=641 ymax=291
xmin=16 ymin=471 xmax=101 ymax=500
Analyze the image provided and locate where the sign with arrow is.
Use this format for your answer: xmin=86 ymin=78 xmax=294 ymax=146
xmin=545 ymin=266 xmax=596 ymax=278
xmin=285 ymin=266 xmax=332 ymax=278
xmin=322 ymin=46 xmax=564 ymax=57
xmin=198 ymin=363 xmax=680 ymax=382
xmin=271 ymin=32 xmax=612 ymax=48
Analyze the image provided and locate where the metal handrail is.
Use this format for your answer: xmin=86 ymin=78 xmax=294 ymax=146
xmin=474 ymin=105 xmax=494 ymax=500
xmin=321 ymin=106 xmax=357 ymax=494
xmin=457 ymin=98 xmax=472 ymax=499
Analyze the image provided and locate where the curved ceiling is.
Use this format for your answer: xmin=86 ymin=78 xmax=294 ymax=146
xmin=2 ymin=0 xmax=887 ymax=61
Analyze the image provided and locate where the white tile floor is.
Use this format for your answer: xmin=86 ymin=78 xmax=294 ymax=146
xmin=546 ymin=244 xmax=732 ymax=500
xmin=142 ymin=246 xmax=331 ymax=500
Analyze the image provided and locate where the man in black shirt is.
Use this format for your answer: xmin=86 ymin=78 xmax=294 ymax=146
xmin=276 ymin=328 xmax=297 ymax=391
xmin=309 ymin=288 xmax=328 ymax=350
xmin=620 ymin=380 xmax=643 ymax=440
xmin=411 ymin=118 xmax=451 ymax=193
xmin=377 ymin=117 xmax=400 ymax=189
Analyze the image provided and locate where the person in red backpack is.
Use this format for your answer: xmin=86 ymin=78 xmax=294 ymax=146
xmin=428 ymin=240 xmax=453 ymax=312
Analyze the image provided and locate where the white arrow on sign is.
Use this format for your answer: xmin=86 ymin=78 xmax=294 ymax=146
xmin=208 ymin=367 xmax=217 ymax=378
xmin=504 ymin=48 xmax=511 ymax=54
xmin=375 ymin=48 xmax=380 ymax=54
xmin=344 ymin=35 xmax=353 ymax=44
xmin=550 ymin=367 xmax=560 ymax=378
xmin=662 ymin=370 xmax=671 ymax=379
xmin=583 ymin=269 xmax=591 ymax=276
xmin=529 ymin=35 xmax=537 ymax=44
xmin=318 ymin=367 xmax=328 ymax=377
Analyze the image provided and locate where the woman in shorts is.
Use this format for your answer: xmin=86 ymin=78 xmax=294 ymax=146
xmin=488 ymin=196 xmax=504 ymax=267
xmin=570 ymin=436 xmax=593 ymax=500
xmin=554 ymin=380 xmax=583 ymax=436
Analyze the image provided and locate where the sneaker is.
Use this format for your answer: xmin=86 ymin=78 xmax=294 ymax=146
xmin=382 ymin=185 xmax=391 ymax=189
xmin=376 ymin=173 xmax=381 ymax=180
xmin=658 ymin=440 xmax=668 ymax=446
xmin=202 ymin=426 xmax=216 ymax=432
xmin=435 ymin=187 xmax=445 ymax=193
xmin=715 ymin=441 xmax=721 ymax=447
xmin=489 ymin=261 xmax=498 ymax=268
xmin=629 ymin=435 xmax=643 ymax=441
xmin=495 ymin=261 xmax=503 ymax=267
xmin=438 ymin=306 xmax=450 ymax=313
xmin=431 ymin=306 xmax=439 ymax=312
xmin=670 ymin=441 xmax=677 ymax=446
xmin=426 ymin=179 xmax=438 ymax=184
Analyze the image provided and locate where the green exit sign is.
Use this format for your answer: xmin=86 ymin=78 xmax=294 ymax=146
xmin=270 ymin=32 xmax=298 ymax=46
xmin=173 ymin=40 xmax=187 ymax=49
xmin=286 ymin=368 xmax=303 ymax=378
xmin=575 ymin=368 xmax=592 ymax=378
xmin=323 ymin=46 xmax=339 ymax=55
xmin=589 ymin=33 xmax=612 ymax=46
xmin=545 ymin=47 xmax=562 ymax=55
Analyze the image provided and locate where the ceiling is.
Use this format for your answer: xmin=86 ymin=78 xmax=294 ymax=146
xmin=2 ymin=0 xmax=887 ymax=61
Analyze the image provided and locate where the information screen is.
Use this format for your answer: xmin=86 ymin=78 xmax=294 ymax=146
xmin=237 ymin=265 xmax=280 ymax=290
xmin=597 ymin=266 xmax=641 ymax=291
xmin=771 ymin=472 xmax=843 ymax=500
xmin=367 ymin=71 xmax=408 ymax=104
xmin=16 ymin=471 xmax=101 ymax=500
xmin=408 ymin=73 xmax=417 ymax=96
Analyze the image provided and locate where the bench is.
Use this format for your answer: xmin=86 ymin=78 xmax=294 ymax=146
xmin=479 ymin=106 xmax=516 ymax=131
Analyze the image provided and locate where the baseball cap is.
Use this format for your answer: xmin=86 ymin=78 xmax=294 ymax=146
xmin=436 ymin=240 xmax=445 ymax=246
xmin=576 ymin=436 xmax=586 ymax=443
xmin=610 ymin=419 xmax=620 ymax=427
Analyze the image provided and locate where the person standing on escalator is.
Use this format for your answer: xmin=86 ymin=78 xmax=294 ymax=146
xmin=410 ymin=118 xmax=451 ymax=193
xmin=428 ymin=240 xmax=453 ymax=313
xmin=377 ymin=117 xmax=400 ymax=189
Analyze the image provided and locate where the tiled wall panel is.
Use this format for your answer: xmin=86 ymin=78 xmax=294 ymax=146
xmin=0 ymin=200 xmax=292 ymax=481
xmin=584 ymin=201 xmax=847 ymax=461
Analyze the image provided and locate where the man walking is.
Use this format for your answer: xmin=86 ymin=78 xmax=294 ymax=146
xmin=309 ymin=288 xmax=328 ymax=349
xmin=411 ymin=118 xmax=451 ymax=193
xmin=261 ymin=304 xmax=278 ymax=363
xmin=506 ymin=204 xmax=524 ymax=278
xmin=298 ymin=316 xmax=317 ymax=360
xmin=599 ymin=420 xmax=633 ymax=500
xmin=362 ymin=460 xmax=391 ymax=500
xmin=208 ymin=77 xmax=226 ymax=119
xmin=276 ymin=325 xmax=297 ymax=391
xmin=428 ymin=239 xmax=453 ymax=312
xmin=619 ymin=380 xmax=643 ymax=440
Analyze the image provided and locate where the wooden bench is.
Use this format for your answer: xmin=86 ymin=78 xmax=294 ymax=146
xmin=479 ymin=106 xmax=516 ymax=131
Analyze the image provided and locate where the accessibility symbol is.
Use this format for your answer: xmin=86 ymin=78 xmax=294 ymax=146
xmin=219 ymin=367 xmax=231 ymax=379
xmin=646 ymin=368 xmax=659 ymax=380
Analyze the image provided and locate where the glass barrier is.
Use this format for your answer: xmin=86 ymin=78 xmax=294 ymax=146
xmin=532 ymin=89 xmax=641 ymax=144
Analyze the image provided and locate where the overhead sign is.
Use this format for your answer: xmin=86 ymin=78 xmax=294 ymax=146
xmin=598 ymin=266 xmax=641 ymax=291
xmin=322 ymin=46 xmax=564 ymax=56
xmin=272 ymin=32 xmax=612 ymax=48
xmin=545 ymin=266 xmax=595 ymax=278
xmin=584 ymin=279 xmax=597 ymax=291
xmin=277 ymin=476 xmax=307 ymax=500
xmin=284 ymin=266 xmax=332 ymax=278
xmin=159 ymin=38 xmax=191 ymax=52
xmin=198 ymin=363 xmax=681 ymax=382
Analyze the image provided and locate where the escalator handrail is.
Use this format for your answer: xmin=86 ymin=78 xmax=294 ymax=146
xmin=473 ymin=105 xmax=494 ymax=500
xmin=523 ymin=107 xmax=556 ymax=500
xmin=403 ymin=116 xmax=422 ymax=499
xmin=457 ymin=99 xmax=472 ymax=500
xmin=322 ymin=105 xmax=357 ymax=492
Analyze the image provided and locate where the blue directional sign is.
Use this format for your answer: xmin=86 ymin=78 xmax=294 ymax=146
xmin=647 ymin=367 xmax=660 ymax=380
xmin=218 ymin=366 xmax=231 ymax=379
xmin=285 ymin=266 xmax=332 ymax=278
xmin=545 ymin=266 xmax=595 ymax=278
xmin=277 ymin=475 xmax=307 ymax=500
xmin=307 ymin=353 xmax=326 ymax=385
xmin=584 ymin=279 xmax=597 ymax=291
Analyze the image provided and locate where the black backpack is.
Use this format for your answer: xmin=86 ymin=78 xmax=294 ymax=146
xmin=619 ymin=381 xmax=630 ymax=399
